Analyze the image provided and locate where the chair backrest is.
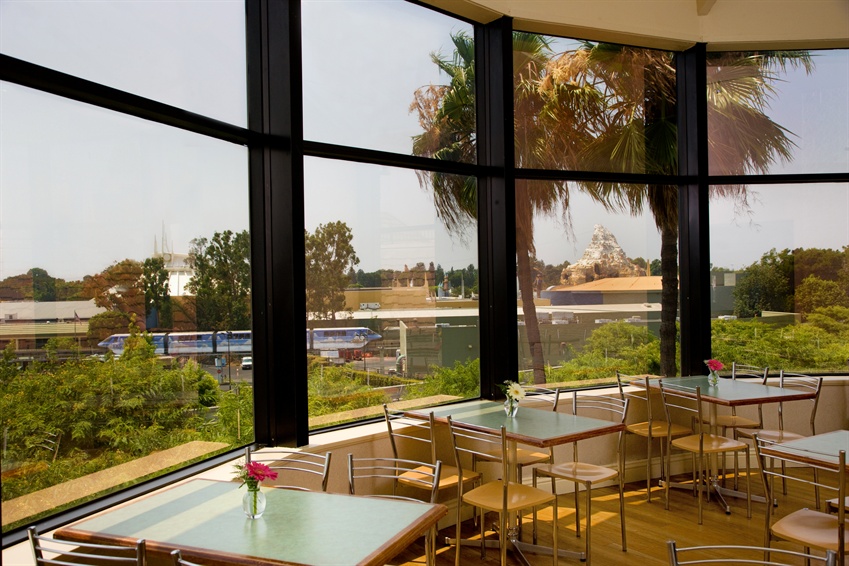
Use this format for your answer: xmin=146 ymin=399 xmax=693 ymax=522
xmin=245 ymin=446 xmax=332 ymax=492
xmin=384 ymin=404 xmax=439 ymax=464
xmin=667 ymin=540 xmax=837 ymax=565
xmin=731 ymin=362 xmax=769 ymax=380
xmin=347 ymin=454 xmax=442 ymax=503
xmin=754 ymin=436 xmax=845 ymax=560
xmin=658 ymin=381 xmax=707 ymax=437
xmin=448 ymin=416 xmax=509 ymax=494
xmin=776 ymin=371 xmax=822 ymax=435
xmin=171 ymin=549 xmax=204 ymax=566
xmin=571 ymin=391 xmax=629 ymax=461
xmin=28 ymin=526 xmax=145 ymax=566
xmin=520 ymin=385 xmax=562 ymax=411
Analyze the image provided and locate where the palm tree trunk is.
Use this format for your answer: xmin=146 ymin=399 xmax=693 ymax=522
xmin=517 ymin=235 xmax=547 ymax=384
xmin=660 ymin=224 xmax=678 ymax=377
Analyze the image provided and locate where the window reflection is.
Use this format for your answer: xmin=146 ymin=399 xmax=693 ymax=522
xmin=514 ymin=36 xmax=677 ymax=174
xmin=707 ymin=50 xmax=849 ymax=175
xmin=710 ymin=183 xmax=849 ymax=373
xmin=0 ymin=83 xmax=251 ymax=533
xmin=304 ymin=157 xmax=479 ymax=428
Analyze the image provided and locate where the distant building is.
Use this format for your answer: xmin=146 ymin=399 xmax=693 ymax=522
xmin=0 ymin=300 xmax=105 ymax=351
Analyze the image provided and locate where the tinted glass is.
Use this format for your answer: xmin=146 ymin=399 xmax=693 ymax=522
xmin=0 ymin=1 xmax=247 ymax=126
xmin=707 ymin=49 xmax=849 ymax=175
xmin=302 ymin=0 xmax=475 ymax=161
xmin=709 ymin=183 xmax=849 ymax=373
xmin=523 ymin=183 xmax=678 ymax=384
xmin=304 ymin=157 xmax=479 ymax=428
xmin=514 ymin=35 xmax=678 ymax=174
xmin=0 ymin=83 xmax=251 ymax=533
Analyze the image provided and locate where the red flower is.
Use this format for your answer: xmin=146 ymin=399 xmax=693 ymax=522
xmin=235 ymin=461 xmax=278 ymax=488
xmin=704 ymin=359 xmax=724 ymax=372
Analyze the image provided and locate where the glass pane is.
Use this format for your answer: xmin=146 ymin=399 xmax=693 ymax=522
xmin=304 ymin=157 xmax=479 ymax=428
xmin=0 ymin=83 xmax=251 ymax=533
xmin=514 ymin=36 xmax=678 ymax=174
xmin=523 ymin=184 xmax=678 ymax=385
xmin=0 ymin=1 xmax=247 ymax=126
xmin=709 ymin=183 xmax=849 ymax=373
xmin=707 ymin=49 xmax=849 ymax=175
xmin=302 ymin=0 xmax=475 ymax=161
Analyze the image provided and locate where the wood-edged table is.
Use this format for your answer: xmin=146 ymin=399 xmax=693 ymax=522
xmin=760 ymin=429 xmax=849 ymax=472
xmin=637 ymin=376 xmax=818 ymax=513
xmin=54 ymin=478 xmax=447 ymax=566
xmin=410 ymin=399 xmax=625 ymax=563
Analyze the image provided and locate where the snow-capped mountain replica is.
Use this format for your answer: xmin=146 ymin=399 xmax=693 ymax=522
xmin=560 ymin=224 xmax=646 ymax=285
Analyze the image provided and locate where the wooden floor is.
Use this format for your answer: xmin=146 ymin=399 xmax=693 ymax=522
xmin=391 ymin=471 xmax=835 ymax=565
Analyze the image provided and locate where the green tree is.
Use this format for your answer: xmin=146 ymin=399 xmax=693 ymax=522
xmin=87 ymin=311 xmax=133 ymax=345
xmin=305 ymin=221 xmax=359 ymax=321
xmin=795 ymin=274 xmax=849 ymax=320
xmin=187 ymin=230 xmax=252 ymax=331
xmin=734 ymin=261 xmax=792 ymax=318
xmin=30 ymin=267 xmax=56 ymax=302
xmin=649 ymin=259 xmax=661 ymax=276
xmin=143 ymin=257 xmax=172 ymax=328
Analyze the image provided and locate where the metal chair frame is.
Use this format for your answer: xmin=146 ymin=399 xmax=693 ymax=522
xmin=28 ymin=526 xmax=145 ymax=566
xmin=170 ymin=549 xmax=204 ymax=566
xmin=753 ymin=436 xmax=845 ymax=564
xmin=659 ymin=380 xmax=752 ymax=524
xmin=347 ymin=454 xmax=443 ymax=566
xmin=667 ymin=540 xmax=837 ymax=565
xmin=244 ymin=445 xmax=332 ymax=492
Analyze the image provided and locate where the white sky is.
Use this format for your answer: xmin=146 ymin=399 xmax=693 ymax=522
xmin=0 ymin=1 xmax=846 ymax=282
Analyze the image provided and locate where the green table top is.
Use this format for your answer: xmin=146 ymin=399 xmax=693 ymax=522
xmin=421 ymin=399 xmax=624 ymax=448
xmin=645 ymin=375 xmax=816 ymax=407
xmin=761 ymin=430 xmax=849 ymax=472
xmin=55 ymin=479 xmax=446 ymax=566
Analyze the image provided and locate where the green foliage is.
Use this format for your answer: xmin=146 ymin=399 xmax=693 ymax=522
xmin=734 ymin=260 xmax=792 ymax=317
xmin=795 ymin=274 xmax=849 ymax=319
xmin=87 ymin=311 xmax=132 ymax=345
xmin=142 ymin=256 xmax=172 ymax=328
xmin=214 ymin=385 xmax=254 ymax=444
xmin=187 ymin=230 xmax=252 ymax=331
xmin=402 ymin=359 xmax=480 ymax=400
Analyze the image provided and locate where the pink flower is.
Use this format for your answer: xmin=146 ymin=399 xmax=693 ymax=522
xmin=704 ymin=359 xmax=724 ymax=372
xmin=235 ymin=461 xmax=278 ymax=487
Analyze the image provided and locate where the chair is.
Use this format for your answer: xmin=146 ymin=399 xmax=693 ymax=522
xmin=28 ymin=526 xmax=145 ymax=566
xmin=753 ymin=436 xmax=846 ymax=564
xmin=532 ymin=391 xmax=629 ymax=566
xmin=384 ymin=404 xmax=481 ymax=493
xmin=171 ymin=549 xmax=204 ymax=566
xmin=244 ymin=446 xmax=332 ymax=491
xmin=666 ymin=540 xmax=837 ymax=565
xmin=659 ymin=380 xmax=752 ymax=524
xmin=616 ymin=372 xmax=691 ymax=502
xmin=738 ymin=371 xmax=823 ymax=505
xmin=347 ymin=454 xmax=443 ymax=566
xmin=447 ymin=416 xmax=559 ymax=566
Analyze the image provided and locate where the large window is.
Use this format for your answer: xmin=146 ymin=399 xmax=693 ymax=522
xmin=707 ymin=49 xmax=849 ymax=373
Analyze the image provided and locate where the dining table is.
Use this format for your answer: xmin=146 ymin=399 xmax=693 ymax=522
xmin=759 ymin=429 xmax=849 ymax=472
xmin=636 ymin=375 xmax=819 ymax=513
xmin=409 ymin=398 xmax=625 ymax=563
xmin=53 ymin=478 xmax=447 ymax=566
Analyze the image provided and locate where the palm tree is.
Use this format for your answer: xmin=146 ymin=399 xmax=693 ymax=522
xmin=412 ymin=33 xmax=811 ymax=382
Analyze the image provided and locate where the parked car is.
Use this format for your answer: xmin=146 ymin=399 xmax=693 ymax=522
xmin=241 ymin=356 xmax=253 ymax=370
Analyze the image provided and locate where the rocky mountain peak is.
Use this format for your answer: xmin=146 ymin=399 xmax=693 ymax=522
xmin=560 ymin=224 xmax=646 ymax=285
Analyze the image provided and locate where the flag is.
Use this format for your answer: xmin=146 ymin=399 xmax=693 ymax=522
xmin=74 ymin=311 xmax=81 ymax=323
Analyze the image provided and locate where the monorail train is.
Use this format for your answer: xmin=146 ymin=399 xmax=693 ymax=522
xmin=98 ymin=327 xmax=381 ymax=356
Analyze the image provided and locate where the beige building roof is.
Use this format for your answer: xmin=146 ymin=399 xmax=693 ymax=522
xmin=549 ymin=276 xmax=664 ymax=293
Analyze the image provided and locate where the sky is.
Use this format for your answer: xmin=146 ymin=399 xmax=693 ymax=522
xmin=1 ymin=1 xmax=846 ymax=282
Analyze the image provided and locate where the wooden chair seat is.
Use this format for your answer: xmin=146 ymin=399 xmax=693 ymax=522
xmin=462 ymin=479 xmax=556 ymax=512
xmin=672 ymin=433 xmax=749 ymax=454
xmin=772 ymin=507 xmax=847 ymax=552
xmin=400 ymin=463 xmax=478 ymax=490
xmin=712 ymin=414 xmax=760 ymax=429
xmin=534 ymin=461 xmax=618 ymax=484
xmin=476 ymin=447 xmax=551 ymax=467
xmin=738 ymin=428 xmax=804 ymax=443
xmin=626 ymin=419 xmax=690 ymax=439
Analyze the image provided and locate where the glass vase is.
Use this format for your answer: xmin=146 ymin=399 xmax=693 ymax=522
xmin=504 ymin=398 xmax=519 ymax=417
xmin=242 ymin=486 xmax=266 ymax=519
xmin=708 ymin=370 xmax=719 ymax=387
